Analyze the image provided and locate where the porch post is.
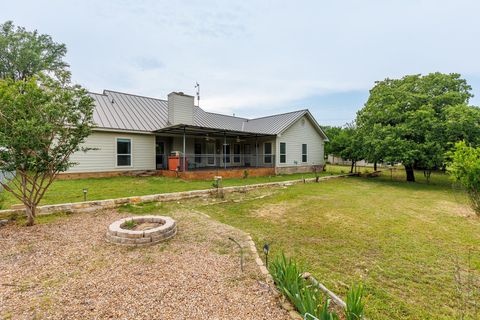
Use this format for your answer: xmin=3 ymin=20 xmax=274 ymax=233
xmin=255 ymin=135 xmax=258 ymax=168
xmin=183 ymin=127 xmax=186 ymax=172
xmin=224 ymin=132 xmax=227 ymax=169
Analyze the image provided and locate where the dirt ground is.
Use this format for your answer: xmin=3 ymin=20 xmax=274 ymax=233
xmin=0 ymin=209 xmax=289 ymax=320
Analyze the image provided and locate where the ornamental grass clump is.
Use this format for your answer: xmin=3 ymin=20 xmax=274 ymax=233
xmin=269 ymin=253 xmax=366 ymax=320
xmin=269 ymin=254 xmax=338 ymax=319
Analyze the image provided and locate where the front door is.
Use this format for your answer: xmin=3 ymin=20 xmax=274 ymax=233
xmin=206 ymin=142 xmax=216 ymax=166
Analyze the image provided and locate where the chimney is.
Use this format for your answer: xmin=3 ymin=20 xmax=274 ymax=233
xmin=167 ymin=92 xmax=194 ymax=125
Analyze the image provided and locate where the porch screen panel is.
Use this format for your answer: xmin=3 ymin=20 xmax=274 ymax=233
xmin=194 ymin=143 xmax=202 ymax=164
xmin=223 ymin=144 xmax=231 ymax=163
xmin=234 ymin=144 xmax=241 ymax=163
xmin=264 ymin=142 xmax=272 ymax=164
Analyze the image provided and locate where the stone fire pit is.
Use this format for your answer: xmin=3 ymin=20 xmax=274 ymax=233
xmin=106 ymin=215 xmax=177 ymax=246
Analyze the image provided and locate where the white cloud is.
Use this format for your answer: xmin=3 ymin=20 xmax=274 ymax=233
xmin=2 ymin=0 xmax=480 ymax=120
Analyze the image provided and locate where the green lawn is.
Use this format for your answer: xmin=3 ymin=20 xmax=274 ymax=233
xmin=190 ymin=171 xmax=479 ymax=319
xmin=0 ymin=168 xmax=345 ymax=209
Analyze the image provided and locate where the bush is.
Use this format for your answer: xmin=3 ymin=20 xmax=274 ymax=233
xmin=449 ymin=141 xmax=480 ymax=215
xmin=269 ymin=253 xmax=366 ymax=319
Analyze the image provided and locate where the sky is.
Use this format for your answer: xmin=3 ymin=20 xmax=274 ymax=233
xmin=2 ymin=0 xmax=480 ymax=126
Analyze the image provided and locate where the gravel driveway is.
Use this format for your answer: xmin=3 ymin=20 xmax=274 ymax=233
xmin=0 ymin=208 xmax=288 ymax=319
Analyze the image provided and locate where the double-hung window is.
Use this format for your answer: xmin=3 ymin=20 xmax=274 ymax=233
xmin=264 ymin=142 xmax=272 ymax=164
xmin=302 ymin=144 xmax=307 ymax=163
xmin=117 ymin=138 xmax=132 ymax=166
xmin=280 ymin=142 xmax=286 ymax=163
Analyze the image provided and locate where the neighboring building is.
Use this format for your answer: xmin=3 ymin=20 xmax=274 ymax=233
xmin=66 ymin=90 xmax=328 ymax=178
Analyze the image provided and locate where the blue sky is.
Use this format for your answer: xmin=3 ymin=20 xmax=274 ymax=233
xmin=2 ymin=0 xmax=480 ymax=125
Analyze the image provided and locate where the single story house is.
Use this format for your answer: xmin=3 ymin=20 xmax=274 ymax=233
xmin=65 ymin=90 xmax=328 ymax=179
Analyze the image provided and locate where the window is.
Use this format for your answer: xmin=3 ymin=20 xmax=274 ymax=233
xmin=234 ymin=144 xmax=241 ymax=163
xmin=264 ymin=142 xmax=272 ymax=163
xmin=194 ymin=143 xmax=202 ymax=164
xmin=280 ymin=142 xmax=286 ymax=163
xmin=302 ymin=144 xmax=307 ymax=162
xmin=223 ymin=144 xmax=230 ymax=163
xmin=117 ymin=138 xmax=131 ymax=166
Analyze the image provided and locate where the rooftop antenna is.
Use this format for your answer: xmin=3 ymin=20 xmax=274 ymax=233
xmin=194 ymin=82 xmax=200 ymax=108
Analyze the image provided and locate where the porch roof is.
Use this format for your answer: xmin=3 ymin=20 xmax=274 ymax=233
xmin=154 ymin=124 xmax=275 ymax=138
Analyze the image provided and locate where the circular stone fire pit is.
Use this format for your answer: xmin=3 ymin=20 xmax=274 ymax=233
xmin=106 ymin=215 xmax=177 ymax=246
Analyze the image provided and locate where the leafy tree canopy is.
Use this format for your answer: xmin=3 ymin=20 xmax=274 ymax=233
xmin=356 ymin=72 xmax=480 ymax=181
xmin=0 ymin=21 xmax=68 ymax=81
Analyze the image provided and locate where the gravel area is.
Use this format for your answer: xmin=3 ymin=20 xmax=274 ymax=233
xmin=0 ymin=209 xmax=289 ymax=319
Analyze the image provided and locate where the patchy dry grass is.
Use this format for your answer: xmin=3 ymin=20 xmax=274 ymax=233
xmin=190 ymin=173 xmax=480 ymax=319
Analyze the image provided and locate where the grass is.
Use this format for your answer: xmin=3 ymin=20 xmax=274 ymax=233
xmin=192 ymin=170 xmax=480 ymax=319
xmin=0 ymin=167 xmax=346 ymax=209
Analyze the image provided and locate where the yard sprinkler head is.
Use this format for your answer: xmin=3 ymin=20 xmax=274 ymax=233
xmin=263 ymin=243 xmax=270 ymax=267
xmin=82 ymin=188 xmax=88 ymax=201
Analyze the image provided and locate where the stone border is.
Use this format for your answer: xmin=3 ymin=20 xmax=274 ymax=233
xmin=0 ymin=173 xmax=357 ymax=220
xmin=106 ymin=215 xmax=177 ymax=247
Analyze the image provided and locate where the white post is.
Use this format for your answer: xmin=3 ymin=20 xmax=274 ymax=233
xmin=183 ymin=127 xmax=186 ymax=172
xmin=255 ymin=136 xmax=258 ymax=168
xmin=224 ymin=132 xmax=227 ymax=169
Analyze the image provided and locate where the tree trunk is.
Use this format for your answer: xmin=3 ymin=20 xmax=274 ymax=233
xmin=350 ymin=160 xmax=355 ymax=173
xmin=25 ymin=205 xmax=36 ymax=226
xmin=405 ymin=164 xmax=415 ymax=182
xmin=374 ymin=162 xmax=377 ymax=171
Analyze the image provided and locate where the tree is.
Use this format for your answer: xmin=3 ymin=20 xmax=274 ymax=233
xmin=448 ymin=141 xmax=480 ymax=216
xmin=0 ymin=21 xmax=68 ymax=81
xmin=328 ymin=123 xmax=364 ymax=173
xmin=0 ymin=22 xmax=94 ymax=225
xmin=322 ymin=125 xmax=342 ymax=159
xmin=356 ymin=73 xmax=480 ymax=182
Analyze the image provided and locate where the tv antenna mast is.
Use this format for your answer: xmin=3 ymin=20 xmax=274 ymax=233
xmin=194 ymin=82 xmax=200 ymax=108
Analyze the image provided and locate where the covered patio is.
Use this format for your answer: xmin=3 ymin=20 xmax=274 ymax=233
xmin=154 ymin=124 xmax=277 ymax=174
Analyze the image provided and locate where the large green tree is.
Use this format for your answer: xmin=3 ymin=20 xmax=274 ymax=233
xmin=357 ymin=73 xmax=480 ymax=182
xmin=328 ymin=122 xmax=364 ymax=173
xmin=0 ymin=22 xmax=94 ymax=225
xmin=0 ymin=21 xmax=67 ymax=81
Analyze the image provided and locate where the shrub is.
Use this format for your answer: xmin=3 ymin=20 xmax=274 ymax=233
xmin=449 ymin=141 xmax=480 ymax=215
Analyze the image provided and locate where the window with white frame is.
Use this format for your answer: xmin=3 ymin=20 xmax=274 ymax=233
xmin=117 ymin=138 xmax=132 ymax=166
xmin=280 ymin=142 xmax=286 ymax=163
xmin=302 ymin=143 xmax=307 ymax=163
xmin=264 ymin=142 xmax=272 ymax=163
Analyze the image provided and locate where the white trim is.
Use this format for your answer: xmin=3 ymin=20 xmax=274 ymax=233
xmin=94 ymin=127 xmax=155 ymax=135
xmin=115 ymin=137 xmax=133 ymax=168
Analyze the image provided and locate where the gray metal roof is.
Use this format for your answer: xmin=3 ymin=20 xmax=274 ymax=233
xmin=90 ymin=90 xmax=327 ymax=138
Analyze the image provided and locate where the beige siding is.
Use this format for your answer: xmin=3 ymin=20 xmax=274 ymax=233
xmin=167 ymin=93 xmax=194 ymax=125
xmin=276 ymin=116 xmax=325 ymax=167
xmin=68 ymin=131 xmax=155 ymax=172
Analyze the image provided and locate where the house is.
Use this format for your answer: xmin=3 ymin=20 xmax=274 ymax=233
xmin=65 ymin=90 xmax=328 ymax=179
